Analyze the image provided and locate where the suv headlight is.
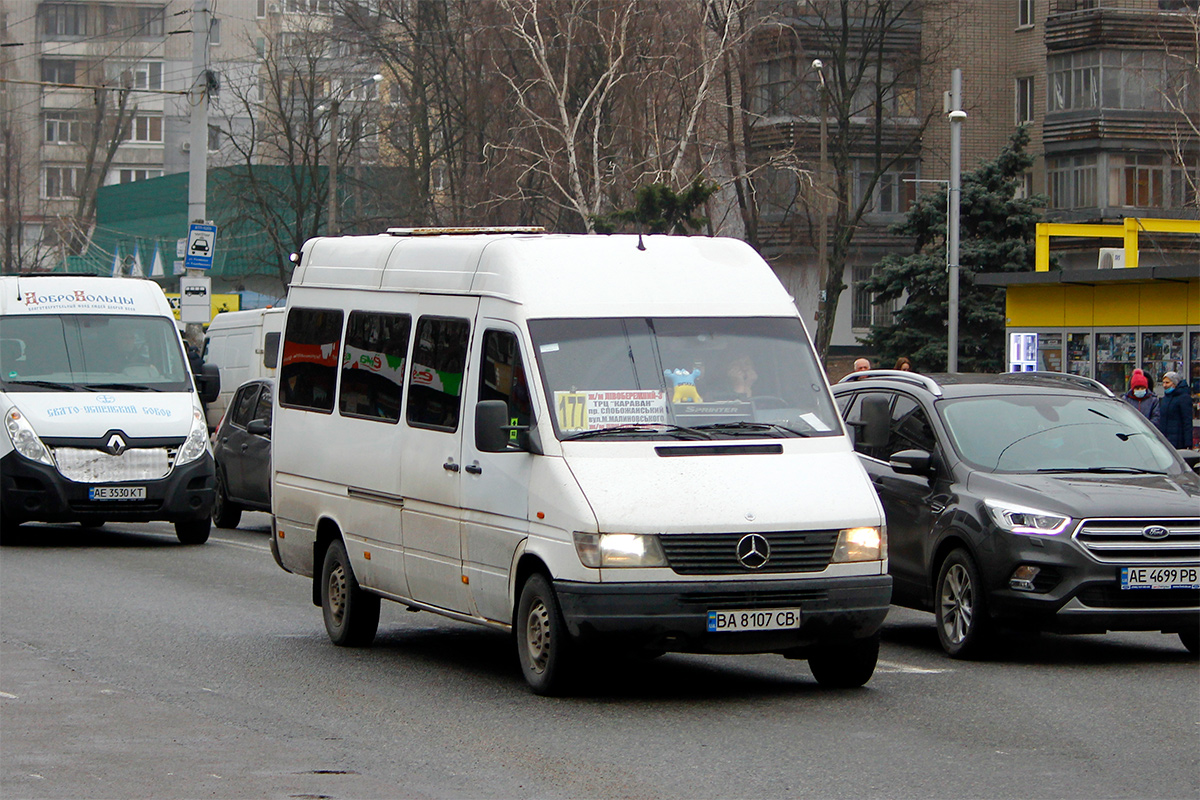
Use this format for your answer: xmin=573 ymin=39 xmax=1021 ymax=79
xmin=832 ymin=526 xmax=886 ymax=562
xmin=985 ymin=499 xmax=1071 ymax=536
xmin=176 ymin=408 xmax=211 ymax=465
xmin=573 ymin=532 xmax=668 ymax=568
xmin=4 ymin=407 xmax=54 ymax=466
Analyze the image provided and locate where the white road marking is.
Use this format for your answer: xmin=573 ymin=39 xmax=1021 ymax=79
xmin=210 ymin=535 xmax=270 ymax=553
xmin=0 ymin=691 xmax=18 ymax=699
xmin=876 ymin=659 xmax=950 ymax=674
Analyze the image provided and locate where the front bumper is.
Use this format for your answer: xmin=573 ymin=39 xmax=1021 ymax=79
xmin=981 ymin=533 xmax=1199 ymax=634
xmin=1 ymin=451 xmax=215 ymax=525
xmin=554 ymin=574 xmax=892 ymax=656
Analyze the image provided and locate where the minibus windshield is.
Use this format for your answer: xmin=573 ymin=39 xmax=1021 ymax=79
xmin=0 ymin=314 xmax=192 ymax=392
xmin=528 ymin=317 xmax=841 ymax=441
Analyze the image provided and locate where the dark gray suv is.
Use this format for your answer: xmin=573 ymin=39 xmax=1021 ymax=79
xmin=832 ymin=371 xmax=1199 ymax=658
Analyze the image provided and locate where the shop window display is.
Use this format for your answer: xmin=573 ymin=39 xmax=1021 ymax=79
xmin=1095 ymin=332 xmax=1136 ymax=393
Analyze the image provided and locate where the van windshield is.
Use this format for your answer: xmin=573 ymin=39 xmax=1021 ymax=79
xmin=527 ymin=317 xmax=841 ymax=441
xmin=0 ymin=314 xmax=192 ymax=392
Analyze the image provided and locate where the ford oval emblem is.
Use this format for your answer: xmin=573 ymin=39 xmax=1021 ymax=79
xmin=1142 ymin=525 xmax=1170 ymax=540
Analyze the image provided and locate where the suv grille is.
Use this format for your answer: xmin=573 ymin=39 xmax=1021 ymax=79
xmin=53 ymin=446 xmax=177 ymax=483
xmin=660 ymin=531 xmax=838 ymax=575
xmin=1073 ymin=518 xmax=1200 ymax=565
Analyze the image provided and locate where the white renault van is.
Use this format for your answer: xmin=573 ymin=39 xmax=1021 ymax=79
xmin=271 ymin=229 xmax=891 ymax=694
xmin=202 ymin=307 xmax=284 ymax=430
xmin=1 ymin=276 xmax=220 ymax=544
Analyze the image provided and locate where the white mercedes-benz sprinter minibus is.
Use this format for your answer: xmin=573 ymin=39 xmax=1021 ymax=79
xmin=271 ymin=229 xmax=891 ymax=694
xmin=1 ymin=276 xmax=220 ymax=544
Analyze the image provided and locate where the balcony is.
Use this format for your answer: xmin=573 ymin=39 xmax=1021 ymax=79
xmin=1045 ymin=5 xmax=1198 ymax=51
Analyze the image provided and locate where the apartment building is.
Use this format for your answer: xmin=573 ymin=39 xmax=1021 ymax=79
xmin=746 ymin=0 xmax=1198 ymax=353
xmin=0 ymin=0 xmax=262 ymax=271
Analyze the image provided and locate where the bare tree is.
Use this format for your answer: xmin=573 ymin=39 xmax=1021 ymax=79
xmin=1159 ymin=6 xmax=1200 ymax=211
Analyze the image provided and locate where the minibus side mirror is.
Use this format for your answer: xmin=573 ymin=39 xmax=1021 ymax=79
xmin=196 ymin=363 xmax=221 ymax=405
xmin=858 ymin=395 xmax=890 ymax=450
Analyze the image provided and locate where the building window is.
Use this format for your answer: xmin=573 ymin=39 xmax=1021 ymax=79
xmin=41 ymin=60 xmax=77 ymax=85
xmin=1047 ymin=52 xmax=1099 ymax=111
xmin=44 ymin=166 xmax=84 ymax=198
xmin=752 ymin=56 xmax=796 ymax=116
xmin=854 ymin=159 xmax=918 ymax=215
xmin=118 ymin=169 xmax=163 ymax=184
xmin=44 ymin=112 xmax=83 ymax=144
xmin=1015 ymin=77 xmax=1034 ymax=123
xmin=1047 ymin=155 xmax=1097 ymax=209
xmin=755 ymin=166 xmax=799 ymax=218
xmin=1018 ymin=0 xmax=1034 ymax=27
xmin=40 ymin=4 xmax=88 ymax=37
xmin=1014 ymin=171 xmax=1034 ymax=200
xmin=285 ymin=0 xmax=332 ymax=12
xmin=125 ymin=115 xmax=163 ymax=143
xmin=108 ymin=61 xmax=163 ymax=91
xmin=1109 ymin=154 xmax=1166 ymax=208
xmin=851 ymin=266 xmax=897 ymax=330
xmin=257 ymin=0 xmax=268 ymax=17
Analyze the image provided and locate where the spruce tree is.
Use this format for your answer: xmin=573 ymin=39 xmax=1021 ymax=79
xmin=863 ymin=127 xmax=1047 ymax=372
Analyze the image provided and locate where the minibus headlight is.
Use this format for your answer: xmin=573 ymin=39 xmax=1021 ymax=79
xmin=831 ymin=526 xmax=885 ymax=563
xmin=176 ymin=409 xmax=211 ymax=465
xmin=5 ymin=407 xmax=54 ymax=466
xmin=573 ymin=532 xmax=667 ymax=568
xmin=984 ymin=499 xmax=1071 ymax=536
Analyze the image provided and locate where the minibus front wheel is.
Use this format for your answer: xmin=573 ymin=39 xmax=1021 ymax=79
xmin=320 ymin=538 xmax=380 ymax=647
xmin=516 ymin=573 xmax=575 ymax=695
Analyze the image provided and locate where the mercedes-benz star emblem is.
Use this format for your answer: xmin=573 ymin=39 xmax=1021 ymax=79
xmin=1142 ymin=525 xmax=1170 ymax=540
xmin=736 ymin=533 xmax=770 ymax=569
xmin=104 ymin=433 xmax=128 ymax=456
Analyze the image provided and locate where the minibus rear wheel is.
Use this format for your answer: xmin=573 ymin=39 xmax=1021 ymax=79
xmin=321 ymin=539 xmax=380 ymax=647
xmin=516 ymin=573 xmax=574 ymax=695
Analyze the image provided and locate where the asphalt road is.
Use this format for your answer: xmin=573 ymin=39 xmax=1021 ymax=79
xmin=2 ymin=514 xmax=1197 ymax=800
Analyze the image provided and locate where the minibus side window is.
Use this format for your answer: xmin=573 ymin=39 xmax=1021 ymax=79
xmin=279 ymin=307 xmax=343 ymax=413
xmin=479 ymin=330 xmax=533 ymax=447
xmin=339 ymin=310 xmax=411 ymax=423
xmin=406 ymin=316 xmax=470 ymax=432
xmin=263 ymin=332 xmax=280 ymax=369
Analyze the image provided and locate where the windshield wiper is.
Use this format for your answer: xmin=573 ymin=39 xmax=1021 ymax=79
xmin=1036 ymin=466 xmax=1168 ymax=475
xmin=562 ymin=424 xmax=712 ymax=441
xmin=82 ymin=382 xmax=163 ymax=392
xmin=693 ymin=421 xmax=811 ymax=438
xmin=3 ymin=379 xmax=82 ymax=391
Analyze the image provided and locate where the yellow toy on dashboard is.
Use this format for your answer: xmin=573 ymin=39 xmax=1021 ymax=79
xmin=664 ymin=367 xmax=703 ymax=403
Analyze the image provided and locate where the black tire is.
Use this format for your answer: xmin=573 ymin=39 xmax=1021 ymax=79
xmin=808 ymin=633 xmax=880 ymax=688
xmin=78 ymin=519 xmax=106 ymax=529
xmin=175 ymin=517 xmax=211 ymax=545
xmin=935 ymin=548 xmax=992 ymax=658
xmin=0 ymin=511 xmax=20 ymax=545
xmin=516 ymin=573 xmax=575 ymax=695
xmin=1180 ymin=629 xmax=1199 ymax=656
xmin=211 ymin=471 xmax=243 ymax=529
xmin=320 ymin=539 xmax=380 ymax=647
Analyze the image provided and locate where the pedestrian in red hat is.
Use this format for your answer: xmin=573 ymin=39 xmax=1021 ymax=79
xmin=1123 ymin=369 xmax=1160 ymax=426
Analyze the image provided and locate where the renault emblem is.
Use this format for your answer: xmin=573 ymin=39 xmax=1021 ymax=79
xmin=104 ymin=433 xmax=127 ymax=456
xmin=1142 ymin=525 xmax=1170 ymax=541
xmin=736 ymin=533 xmax=770 ymax=569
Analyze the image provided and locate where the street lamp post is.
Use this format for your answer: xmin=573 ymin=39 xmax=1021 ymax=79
xmin=318 ymin=73 xmax=382 ymax=237
xmin=812 ymin=59 xmax=829 ymax=336
xmin=947 ymin=69 xmax=966 ymax=373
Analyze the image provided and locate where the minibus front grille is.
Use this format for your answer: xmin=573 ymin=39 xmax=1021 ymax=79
xmin=52 ymin=446 xmax=175 ymax=483
xmin=678 ymin=588 xmax=829 ymax=608
xmin=660 ymin=531 xmax=838 ymax=575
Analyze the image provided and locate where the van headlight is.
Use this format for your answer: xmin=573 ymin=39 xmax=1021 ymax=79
xmin=176 ymin=408 xmax=211 ymax=465
xmin=832 ymin=526 xmax=885 ymax=562
xmin=4 ymin=407 xmax=54 ymax=466
xmin=573 ymin=532 xmax=667 ymax=568
xmin=985 ymin=499 xmax=1071 ymax=536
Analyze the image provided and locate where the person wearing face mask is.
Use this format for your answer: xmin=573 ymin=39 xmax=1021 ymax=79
xmin=1156 ymin=370 xmax=1194 ymax=449
xmin=1123 ymin=369 xmax=1160 ymax=426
